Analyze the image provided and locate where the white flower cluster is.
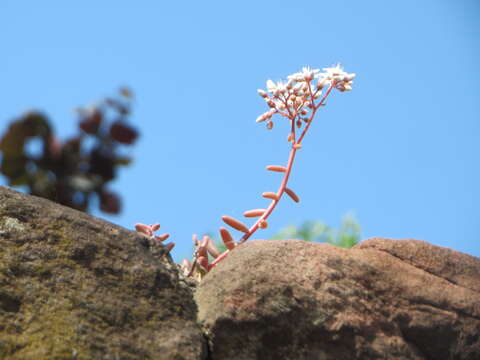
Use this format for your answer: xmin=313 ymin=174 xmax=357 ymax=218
xmin=256 ymin=65 xmax=355 ymax=124
xmin=321 ymin=64 xmax=356 ymax=92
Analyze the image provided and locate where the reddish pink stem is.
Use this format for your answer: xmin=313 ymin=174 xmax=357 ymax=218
xmin=208 ymin=82 xmax=336 ymax=271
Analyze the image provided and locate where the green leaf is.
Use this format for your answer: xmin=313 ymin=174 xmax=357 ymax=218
xmin=270 ymin=213 xmax=361 ymax=248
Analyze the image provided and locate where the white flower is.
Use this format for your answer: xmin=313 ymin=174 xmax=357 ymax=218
xmin=257 ymin=89 xmax=268 ymax=98
xmin=257 ymin=64 xmax=354 ymax=124
xmin=266 ymin=80 xmax=276 ymax=93
xmin=301 ymin=66 xmax=320 ymax=81
xmin=276 ymin=101 xmax=286 ymax=110
xmin=317 ymin=78 xmax=330 ymax=89
xmin=266 ymin=80 xmax=288 ymax=96
xmin=288 ymin=66 xmax=320 ymax=82
xmin=286 ymin=78 xmax=295 ymax=89
xmin=345 ymin=73 xmax=356 ymax=81
xmin=318 ymin=64 xmax=355 ymax=91
xmin=321 ymin=64 xmax=346 ymax=79
xmin=287 ymin=72 xmax=303 ymax=82
xmin=256 ymin=109 xmax=276 ymax=123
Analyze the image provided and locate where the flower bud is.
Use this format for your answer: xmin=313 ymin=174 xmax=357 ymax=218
xmin=266 ymin=79 xmax=275 ymax=92
xmin=259 ymin=220 xmax=268 ymax=229
xmin=267 ymin=99 xmax=276 ymax=108
xmin=257 ymin=89 xmax=268 ymax=98
xmin=346 ymin=73 xmax=356 ymax=81
xmin=256 ymin=114 xmax=266 ymax=123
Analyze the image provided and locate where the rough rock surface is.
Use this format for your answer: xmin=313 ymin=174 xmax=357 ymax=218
xmin=0 ymin=186 xmax=206 ymax=360
xmin=196 ymin=238 xmax=480 ymax=360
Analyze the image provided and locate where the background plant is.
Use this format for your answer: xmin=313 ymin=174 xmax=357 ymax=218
xmin=0 ymin=88 xmax=138 ymax=214
xmin=206 ymin=213 xmax=361 ymax=255
xmin=271 ymin=213 xmax=361 ymax=248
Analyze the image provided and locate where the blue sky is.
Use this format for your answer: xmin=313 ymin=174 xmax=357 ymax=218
xmin=1 ymin=0 xmax=479 ymax=261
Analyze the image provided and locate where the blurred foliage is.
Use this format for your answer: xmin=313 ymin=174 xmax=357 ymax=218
xmin=270 ymin=213 xmax=361 ymax=248
xmin=212 ymin=213 xmax=361 ymax=254
xmin=0 ymin=88 xmax=138 ymax=214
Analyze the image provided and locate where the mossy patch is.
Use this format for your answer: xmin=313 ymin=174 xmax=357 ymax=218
xmin=0 ymin=187 xmax=206 ymax=359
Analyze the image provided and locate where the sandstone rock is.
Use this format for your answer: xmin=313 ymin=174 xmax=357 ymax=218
xmin=195 ymin=239 xmax=480 ymax=360
xmin=0 ymin=186 xmax=206 ymax=360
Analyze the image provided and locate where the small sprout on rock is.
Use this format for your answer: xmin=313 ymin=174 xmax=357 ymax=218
xmin=134 ymin=223 xmax=173 ymax=252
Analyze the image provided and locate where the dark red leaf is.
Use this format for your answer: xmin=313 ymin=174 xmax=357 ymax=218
xmin=109 ymin=121 xmax=138 ymax=145
xmin=89 ymin=148 xmax=115 ymax=181
xmin=0 ymin=112 xmax=51 ymax=156
xmin=119 ymin=87 xmax=133 ymax=99
xmin=64 ymin=136 xmax=82 ymax=153
xmin=79 ymin=110 xmax=102 ymax=134
xmin=99 ymin=190 xmax=121 ymax=214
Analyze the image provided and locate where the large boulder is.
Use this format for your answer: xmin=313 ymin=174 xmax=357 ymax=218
xmin=196 ymin=238 xmax=480 ymax=360
xmin=3 ymin=184 xmax=479 ymax=360
xmin=0 ymin=186 xmax=206 ymax=360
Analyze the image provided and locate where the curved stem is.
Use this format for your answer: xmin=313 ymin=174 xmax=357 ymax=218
xmin=208 ymin=82 xmax=337 ymax=271
xmin=239 ymin=146 xmax=297 ymax=243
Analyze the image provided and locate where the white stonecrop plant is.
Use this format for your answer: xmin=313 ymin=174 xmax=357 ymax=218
xmin=135 ymin=64 xmax=355 ymax=280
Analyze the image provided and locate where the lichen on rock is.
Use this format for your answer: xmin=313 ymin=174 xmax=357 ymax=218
xmin=195 ymin=239 xmax=480 ymax=360
xmin=0 ymin=186 xmax=206 ymax=360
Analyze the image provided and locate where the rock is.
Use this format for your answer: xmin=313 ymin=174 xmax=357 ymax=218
xmin=195 ymin=239 xmax=480 ymax=360
xmin=0 ymin=186 xmax=206 ymax=360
